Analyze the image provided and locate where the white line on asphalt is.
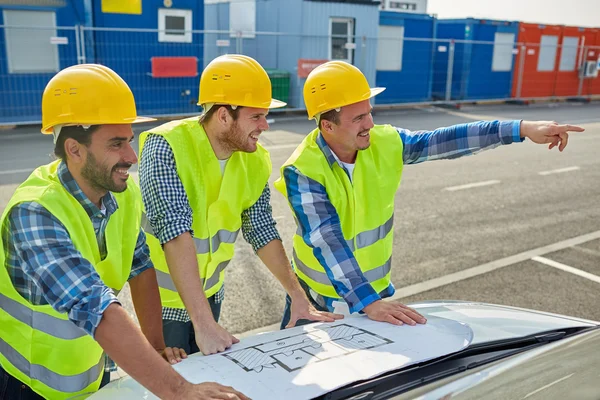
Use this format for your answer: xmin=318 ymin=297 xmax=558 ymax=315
xmin=571 ymin=245 xmax=600 ymax=258
xmin=0 ymin=168 xmax=33 ymax=176
xmin=523 ymin=373 xmax=574 ymax=399
xmin=532 ymin=256 xmax=600 ymax=284
xmin=443 ymin=180 xmax=501 ymax=192
xmin=388 ymin=230 xmax=600 ymax=301
xmin=538 ymin=166 xmax=580 ymax=176
xmin=264 ymin=143 xmax=301 ymax=151
xmin=239 ymin=230 xmax=600 ymax=338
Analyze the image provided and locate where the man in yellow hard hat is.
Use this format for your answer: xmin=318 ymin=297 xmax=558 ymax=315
xmin=274 ymin=61 xmax=585 ymax=328
xmin=138 ymin=54 xmax=341 ymax=356
xmin=0 ymin=64 xmax=249 ymax=400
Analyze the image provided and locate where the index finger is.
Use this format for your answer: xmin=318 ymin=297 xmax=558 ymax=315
xmin=560 ymin=124 xmax=585 ymax=132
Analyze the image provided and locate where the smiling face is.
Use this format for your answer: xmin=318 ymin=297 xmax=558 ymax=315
xmin=222 ymin=106 xmax=270 ymax=153
xmin=320 ymin=99 xmax=375 ymax=161
xmin=79 ymin=124 xmax=137 ymax=194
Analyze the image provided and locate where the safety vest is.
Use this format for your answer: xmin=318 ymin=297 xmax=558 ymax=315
xmin=274 ymin=125 xmax=404 ymax=299
xmin=0 ymin=160 xmax=142 ymax=399
xmin=139 ymin=117 xmax=271 ymax=308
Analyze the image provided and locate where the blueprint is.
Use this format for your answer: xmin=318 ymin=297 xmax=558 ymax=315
xmin=90 ymin=315 xmax=473 ymax=400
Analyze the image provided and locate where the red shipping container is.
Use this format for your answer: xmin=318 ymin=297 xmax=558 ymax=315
xmin=554 ymin=27 xmax=599 ymax=97
xmin=512 ymin=23 xmax=563 ymax=98
xmin=586 ymin=29 xmax=600 ymax=95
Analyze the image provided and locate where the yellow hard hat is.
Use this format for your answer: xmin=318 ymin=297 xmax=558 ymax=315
xmin=41 ymin=64 xmax=155 ymax=134
xmin=303 ymin=61 xmax=385 ymax=120
xmin=198 ymin=54 xmax=286 ymax=109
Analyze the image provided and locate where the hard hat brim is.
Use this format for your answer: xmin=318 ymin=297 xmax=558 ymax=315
xmin=308 ymin=87 xmax=386 ymax=120
xmin=269 ymin=98 xmax=287 ymax=109
xmin=41 ymin=115 xmax=156 ymax=135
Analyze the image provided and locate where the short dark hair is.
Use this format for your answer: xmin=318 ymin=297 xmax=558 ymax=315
xmin=199 ymin=105 xmax=242 ymax=123
xmin=318 ymin=109 xmax=340 ymax=131
xmin=53 ymin=125 xmax=99 ymax=161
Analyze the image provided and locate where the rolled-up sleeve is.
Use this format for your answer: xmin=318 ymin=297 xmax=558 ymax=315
xmin=241 ymin=184 xmax=282 ymax=252
xmin=8 ymin=202 xmax=119 ymax=338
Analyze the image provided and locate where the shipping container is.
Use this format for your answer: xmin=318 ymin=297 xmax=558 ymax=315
xmin=375 ymin=11 xmax=436 ymax=104
xmin=511 ymin=22 xmax=563 ymax=98
xmin=433 ymin=18 xmax=519 ymax=101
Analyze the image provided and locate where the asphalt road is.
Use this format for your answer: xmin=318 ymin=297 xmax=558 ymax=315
xmin=1 ymin=102 xmax=599 ymax=336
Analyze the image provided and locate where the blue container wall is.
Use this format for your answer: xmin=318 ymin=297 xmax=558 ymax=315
xmin=0 ymin=2 xmax=84 ymax=123
xmin=90 ymin=0 xmax=204 ymax=116
xmin=203 ymin=0 xmax=379 ymax=109
xmin=434 ymin=19 xmax=519 ymax=100
xmin=376 ymin=12 xmax=435 ymax=104
xmin=204 ymin=3 xmax=237 ymax=66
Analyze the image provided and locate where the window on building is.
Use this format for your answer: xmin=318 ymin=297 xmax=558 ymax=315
xmin=559 ymin=36 xmax=579 ymax=72
xmin=537 ymin=35 xmax=558 ymax=72
xmin=388 ymin=2 xmax=417 ymax=11
xmin=491 ymin=32 xmax=515 ymax=72
xmin=158 ymin=8 xmax=192 ymax=43
xmin=330 ymin=18 xmax=355 ymax=63
xmin=376 ymin=25 xmax=404 ymax=71
xmin=3 ymin=9 xmax=59 ymax=73
xmin=230 ymin=0 xmax=256 ymax=38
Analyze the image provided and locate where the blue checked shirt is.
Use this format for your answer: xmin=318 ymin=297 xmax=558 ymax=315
xmin=139 ymin=134 xmax=281 ymax=323
xmin=2 ymin=162 xmax=153 ymax=370
xmin=283 ymin=120 xmax=522 ymax=314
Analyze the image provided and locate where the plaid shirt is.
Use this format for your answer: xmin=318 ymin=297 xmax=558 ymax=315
xmin=2 ymin=161 xmax=153 ymax=371
xmin=283 ymin=120 xmax=522 ymax=314
xmin=140 ymin=134 xmax=281 ymax=323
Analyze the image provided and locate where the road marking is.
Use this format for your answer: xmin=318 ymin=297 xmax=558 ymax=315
xmin=532 ymin=256 xmax=600 ymax=284
xmin=523 ymin=373 xmax=574 ymax=399
xmin=571 ymin=245 xmax=600 ymax=258
xmin=444 ymin=180 xmax=501 ymax=192
xmin=538 ymin=166 xmax=580 ymax=176
xmin=263 ymin=143 xmax=300 ymax=151
xmin=388 ymin=230 xmax=600 ymax=301
xmin=0 ymin=168 xmax=33 ymax=176
xmin=240 ymin=230 xmax=600 ymax=338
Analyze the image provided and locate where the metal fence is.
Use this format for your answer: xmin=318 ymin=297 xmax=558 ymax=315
xmin=1 ymin=24 xmax=600 ymax=126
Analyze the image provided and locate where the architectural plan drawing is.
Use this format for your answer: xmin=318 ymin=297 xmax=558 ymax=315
xmin=91 ymin=316 xmax=474 ymax=400
xmin=223 ymin=324 xmax=393 ymax=372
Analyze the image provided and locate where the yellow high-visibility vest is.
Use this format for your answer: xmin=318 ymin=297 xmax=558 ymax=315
xmin=0 ymin=160 xmax=142 ymax=399
xmin=274 ymin=125 xmax=404 ymax=299
xmin=139 ymin=117 xmax=271 ymax=308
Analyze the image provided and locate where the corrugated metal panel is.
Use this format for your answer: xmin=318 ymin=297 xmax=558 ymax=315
xmin=376 ymin=11 xmax=435 ymax=104
xmin=511 ymin=22 xmax=563 ymax=98
xmin=435 ymin=18 xmax=519 ymax=100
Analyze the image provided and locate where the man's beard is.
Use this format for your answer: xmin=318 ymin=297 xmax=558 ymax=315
xmin=81 ymin=152 xmax=130 ymax=194
xmin=222 ymin=121 xmax=259 ymax=153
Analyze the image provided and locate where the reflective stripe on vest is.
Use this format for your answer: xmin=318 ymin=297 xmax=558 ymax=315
xmin=0 ymin=337 xmax=103 ymax=394
xmin=295 ymin=216 xmax=393 ymax=252
xmin=155 ymin=260 xmax=231 ymax=292
xmin=0 ymin=293 xmax=85 ymax=340
xmin=141 ymin=214 xmax=239 ymax=255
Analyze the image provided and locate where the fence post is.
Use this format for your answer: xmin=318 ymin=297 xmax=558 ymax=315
xmin=236 ymin=31 xmax=243 ymax=54
xmin=78 ymin=25 xmax=87 ymax=64
xmin=516 ymin=45 xmax=526 ymax=99
xmin=577 ymin=46 xmax=587 ymax=97
xmin=445 ymin=40 xmax=455 ymax=102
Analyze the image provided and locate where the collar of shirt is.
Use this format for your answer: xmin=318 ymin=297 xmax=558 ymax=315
xmin=57 ymin=161 xmax=118 ymax=219
xmin=316 ymin=132 xmax=345 ymax=170
xmin=316 ymin=132 xmax=354 ymax=179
